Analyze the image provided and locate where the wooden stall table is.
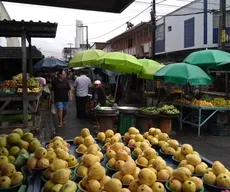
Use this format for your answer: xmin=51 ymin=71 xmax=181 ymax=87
xmin=0 ymin=92 xmax=41 ymax=128
xmin=96 ymin=112 xmax=118 ymax=132
xmin=135 ymin=113 xmax=160 ymax=133
xmin=159 ymin=114 xmax=178 ymax=134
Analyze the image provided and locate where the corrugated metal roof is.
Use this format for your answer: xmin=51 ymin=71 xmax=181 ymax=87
xmin=0 ymin=20 xmax=57 ymax=38
xmin=0 ymin=46 xmax=43 ymax=59
xmin=4 ymin=0 xmax=134 ymax=13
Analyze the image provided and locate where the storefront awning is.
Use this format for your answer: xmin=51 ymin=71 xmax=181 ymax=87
xmin=4 ymin=0 xmax=134 ymax=13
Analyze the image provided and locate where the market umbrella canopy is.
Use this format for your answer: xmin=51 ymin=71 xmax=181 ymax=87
xmin=154 ymin=63 xmax=212 ymax=85
xmin=68 ymin=49 xmax=106 ymax=68
xmin=138 ymin=58 xmax=161 ymax=66
xmin=138 ymin=64 xmax=165 ymax=80
xmin=184 ymin=49 xmax=230 ymax=69
xmin=95 ymin=52 xmax=143 ymax=74
xmin=34 ymin=57 xmax=67 ymax=71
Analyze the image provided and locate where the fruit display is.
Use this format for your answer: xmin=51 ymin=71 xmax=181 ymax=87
xmin=43 ymin=168 xmax=77 ymax=192
xmin=4 ymin=80 xmax=17 ymax=88
xmin=171 ymin=89 xmax=185 ymax=94
xmin=97 ymin=130 xmax=122 ymax=144
xmin=175 ymin=98 xmax=214 ymax=107
xmin=0 ymin=162 xmax=24 ymax=189
xmin=203 ymin=161 xmax=230 ymax=189
xmin=106 ymin=142 xmax=132 ymax=168
xmin=27 ymin=147 xmax=50 ymax=170
xmin=113 ymin=160 xmax=139 ymax=185
xmin=74 ymin=128 xmax=103 ymax=155
xmin=128 ymin=168 xmax=166 ymax=192
xmin=159 ymin=105 xmax=180 ymax=115
xmin=178 ymin=154 xmax=210 ymax=176
xmin=0 ymin=126 xmax=229 ymax=191
xmin=139 ymin=107 xmax=160 ymax=115
xmin=78 ymin=162 xmax=110 ymax=191
xmin=166 ymin=167 xmax=204 ymax=191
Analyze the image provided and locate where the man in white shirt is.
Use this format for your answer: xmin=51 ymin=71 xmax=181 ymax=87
xmin=74 ymin=71 xmax=92 ymax=118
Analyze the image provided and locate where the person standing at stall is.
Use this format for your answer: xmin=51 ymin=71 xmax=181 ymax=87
xmin=74 ymin=71 xmax=92 ymax=118
xmin=92 ymin=80 xmax=106 ymax=106
xmin=51 ymin=70 xmax=72 ymax=127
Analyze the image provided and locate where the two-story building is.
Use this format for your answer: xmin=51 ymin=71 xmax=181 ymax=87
xmin=106 ymin=0 xmax=230 ymax=62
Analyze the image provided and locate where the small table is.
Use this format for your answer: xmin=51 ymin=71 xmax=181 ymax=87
xmin=135 ymin=113 xmax=159 ymax=133
xmin=96 ymin=112 xmax=118 ymax=132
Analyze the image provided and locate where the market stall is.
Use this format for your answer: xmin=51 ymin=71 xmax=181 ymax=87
xmin=3 ymin=126 xmax=229 ymax=192
xmin=0 ymin=20 xmax=57 ymax=128
xmin=173 ymin=97 xmax=230 ymax=136
xmin=0 ymin=74 xmax=42 ymax=127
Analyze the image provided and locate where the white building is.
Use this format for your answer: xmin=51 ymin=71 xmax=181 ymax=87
xmin=75 ymin=20 xmax=85 ymax=48
xmin=0 ymin=2 xmax=20 ymax=47
xmin=155 ymin=0 xmax=229 ymax=58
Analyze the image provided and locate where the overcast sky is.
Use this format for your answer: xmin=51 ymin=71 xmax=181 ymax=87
xmin=3 ymin=0 xmax=191 ymax=57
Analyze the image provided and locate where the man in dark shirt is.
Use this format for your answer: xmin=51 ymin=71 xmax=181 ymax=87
xmin=51 ymin=70 xmax=72 ymax=127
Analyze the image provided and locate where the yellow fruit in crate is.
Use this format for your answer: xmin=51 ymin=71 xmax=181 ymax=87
xmin=137 ymin=184 xmax=152 ymax=192
xmin=169 ymin=179 xmax=182 ymax=192
xmin=137 ymin=157 xmax=148 ymax=167
xmin=186 ymin=154 xmax=201 ymax=166
xmin=122 ymin=174 xmax=134 ymax=185
xmin=81 ymin=128 xmax=90 ymax=138
xmin=138 ymin=168 xmax=156 ymax=186
xmin=86 ymin=179 xmax=101 ymax=192
xmin=77 ymin=166 xmax=88 ymax=177
xmin=203 ymin=171 xmax=216 ymax=185
xmin=182 ymin=180 xmax=196 ymax=192
xmin=113 ymin=171 xmax=123 ymax=180
xmin=181 ymin=144 xmax=193 ymax=155
xmin=100 ymin=175 xmax=111 ymax=186
xmin=116 ymin=150 xmax=129 ymax=161
xmin=51 ymin=168 xmax=71 ymax=184
xmin=121 ymin=161 xmax=136 ymax=175
xmin=216 ymin=174 xmax=230 ymax=188
xmin=152 ymin=159 xmax=166 ymax=171
xmin=190 ymin=176 xmax=203 ymax=191
xmin=88 ymin=162 xmax=105 ymax=180
xmin=172 ymin=167 xmax=192 ymax=182
xmin=157 ymin=169 xmax=170 ymax=180
xmin=129 ymin=179 xmax=140 ymax=192
xmin=151 ymin=182 xmax=165 ymax=192
xmin=105 ymin=130 xmax=114 ymax=138
xmin=104 ymin=178 xmax=122 ymax=192
xmin=106 ymin=149 xmax=116 ymax=159
xmin=115 ymin=160 xmax=125 ymax=170
xmin=212 ymin=161 xmax=226 ymax=176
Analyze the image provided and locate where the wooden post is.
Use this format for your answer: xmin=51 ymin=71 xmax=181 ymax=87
xmin=226 ymin=71 xmax=228 ymax=98
xmin=28 ymin=37 xmax=33 ymax=76
xmin=22 ymin=31 xmax=28 ymax=128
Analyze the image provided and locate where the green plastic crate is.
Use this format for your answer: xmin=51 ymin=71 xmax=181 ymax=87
xmin=210 ymin=123 xmax=230 ymax=136
xmin=118 ymin=113 xmax=135 ymax=135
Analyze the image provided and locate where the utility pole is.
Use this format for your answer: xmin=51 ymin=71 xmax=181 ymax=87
xmin=219 ymin=0 xmax=226 ymax=50
xmin=67 ymin=43 xmax=73 ymax=58
xmin=151 ymin=0 xmax=156 ymax=59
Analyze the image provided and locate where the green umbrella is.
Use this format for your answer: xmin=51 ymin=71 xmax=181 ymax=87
xmin=138 ymin=58 xmax=161 ymax=66
xmin=184 ymin=49 xmax=230 ymax=69
xmin=138 ymin=64 xmax=165 ymax=80
xmin=95 ymin=52 xmax=143 ymax=74
xmin=154 ymin=63 xmax=212 ymax=85
xmin=68 ymin=49 xmax=106 ymax=68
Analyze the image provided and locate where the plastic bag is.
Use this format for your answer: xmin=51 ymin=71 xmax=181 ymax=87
xmin=51 ymin=104 xmax=56 ymax=114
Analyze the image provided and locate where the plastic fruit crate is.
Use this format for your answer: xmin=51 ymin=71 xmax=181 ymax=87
xmin=210 ymin=123 xmax=230 ymax=136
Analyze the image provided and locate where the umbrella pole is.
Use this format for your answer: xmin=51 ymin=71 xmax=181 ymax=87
xmin=179 ymin=92 xmax=183 ymax=130
xmin=114 ymin=75 xmax=120 ymax=102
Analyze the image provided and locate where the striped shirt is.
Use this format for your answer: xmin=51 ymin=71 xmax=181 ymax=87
xmin=74 ymin=75 xmax=92 ymax=97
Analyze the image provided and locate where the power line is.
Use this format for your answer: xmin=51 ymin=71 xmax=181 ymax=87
xmin=89 ymin=5 xmax=152 ymax=40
